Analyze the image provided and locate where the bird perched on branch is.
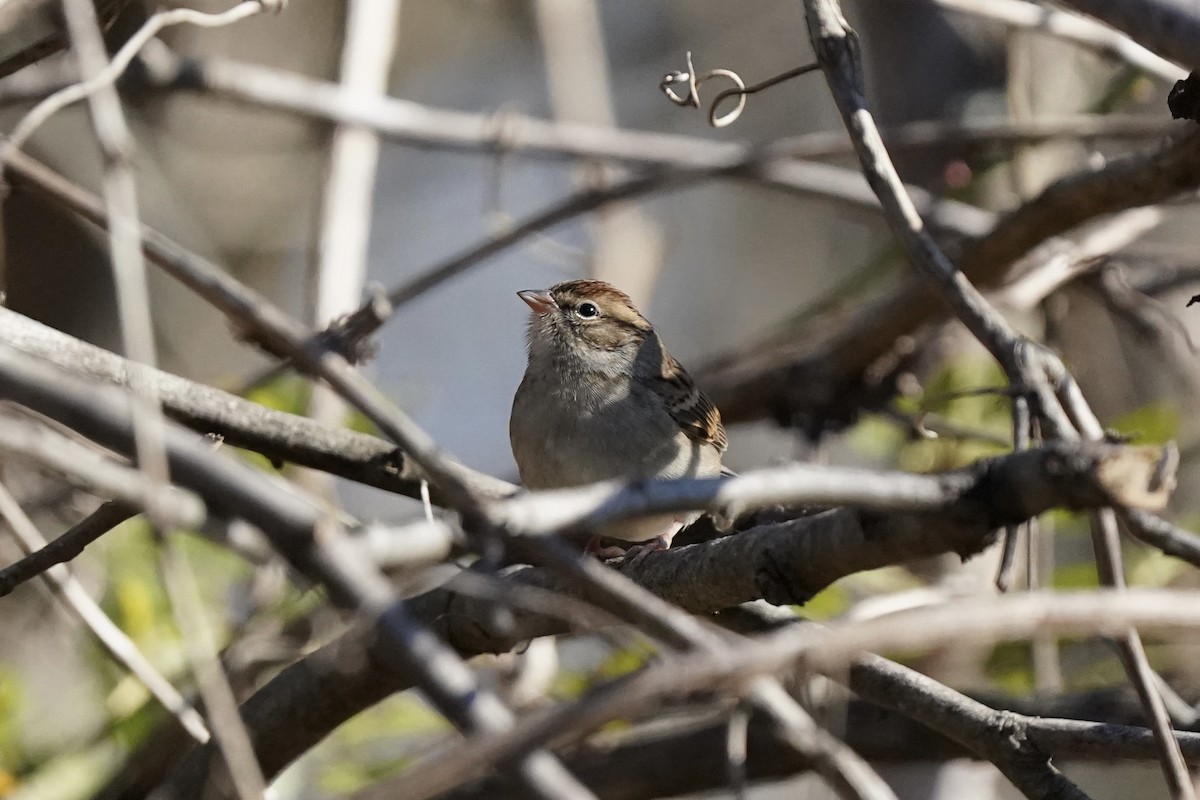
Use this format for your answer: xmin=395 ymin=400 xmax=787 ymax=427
xmin=510 ymin=279 xmax=726 ymax=559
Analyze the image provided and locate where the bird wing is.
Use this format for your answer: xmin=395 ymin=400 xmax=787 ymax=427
xmin=657 ymin=350 xmax=728 ymax=453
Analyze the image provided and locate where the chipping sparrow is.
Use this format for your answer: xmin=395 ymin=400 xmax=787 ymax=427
xmin=509 ymin=279 xmax=726 ymax=557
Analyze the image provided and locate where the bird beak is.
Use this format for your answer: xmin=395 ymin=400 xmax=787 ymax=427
xmin=517 ymin=289 xmax=556 ymax=315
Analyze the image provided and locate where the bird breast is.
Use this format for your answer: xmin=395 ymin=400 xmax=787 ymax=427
xmin=510 ymin=367 xmax=720 ymax=491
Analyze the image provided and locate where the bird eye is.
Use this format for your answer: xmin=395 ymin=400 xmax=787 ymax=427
xmin=577 ymin=302 xmax=600 ymax=318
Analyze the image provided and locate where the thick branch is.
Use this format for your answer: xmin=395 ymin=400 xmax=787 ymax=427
xmin=798 ymin=2 xmax=1194 ymax=793
xmin=436 ymin=673 xmax=1200 ymax=800
xmin=702 ymin=126 xmax=1200 ymax=425
xmin=0 ymin=301 xmax=587 ymax=800
xmin=1054 ymin=0 xmax=1200 ymax=73
xmin=0 ymin=306 xmax=512 ymax=503
xmin=139 ymin=437 xmax=1177 ymax=792
xmin=489 ymin=440 xmax=1175 ymax=567
xmin=0 ymin=413 xmax=201 ymax=527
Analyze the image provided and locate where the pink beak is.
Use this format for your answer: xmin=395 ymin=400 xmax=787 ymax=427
xmin=517 ymin=289 xmax=556 ymax=315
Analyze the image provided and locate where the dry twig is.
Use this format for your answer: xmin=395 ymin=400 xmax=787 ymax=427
xmin=0 ymin=480 xmax=210 ymax=744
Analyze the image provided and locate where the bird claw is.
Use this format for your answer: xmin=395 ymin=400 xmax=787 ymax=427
xmin=621 ymin=532 xmax=675 ymax=567
xmin=585 ymin=535 xmax=627 ymax=560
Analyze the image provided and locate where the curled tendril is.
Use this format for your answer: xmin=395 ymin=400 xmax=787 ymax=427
xmin=659 ymin=52 xmax=747 ymax=128
xmin=660 ymin=52 xmax=821 ymax=129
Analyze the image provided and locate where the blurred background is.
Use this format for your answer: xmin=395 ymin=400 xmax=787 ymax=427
xmin=0 ymin=1 xmax=1197 ymax=798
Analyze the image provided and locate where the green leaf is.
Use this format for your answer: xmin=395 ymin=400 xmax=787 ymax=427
xmin=310 ymin=694 xmax=450 ymax=794
xmin=1128 ymin=549 xmax=1189 ymax=588
xmin=798 ymin=584 xmax=849 ymax=621
xmin=851 ymin=356 xmax=1013 ymax=471
xmin=344 ymin=407 xmax=380 ymax=436
xmin=244 ymin=374 xmax=311 ymax=416
xmin=847 ymin=415 xmax=906 ymax=460
xmin=0 ymin=665 xmax=27 ymax=775
xmin=986 ymin=641 xmax=1035 ymax=695
xmin=1108 ymin=403 xmax=1180 ymax=445
xmin=596 ymin=642 xmax=655 ymax=680
xmin=1051 ymin=562 xmax=1100 ymax=590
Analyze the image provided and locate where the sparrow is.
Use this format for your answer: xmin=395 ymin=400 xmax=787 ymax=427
xmin=509 ymin=279 xmax=726 ymax=558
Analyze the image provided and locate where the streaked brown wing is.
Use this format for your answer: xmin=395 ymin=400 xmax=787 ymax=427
xmin=658 ymin=351 xmax=728 ymax=452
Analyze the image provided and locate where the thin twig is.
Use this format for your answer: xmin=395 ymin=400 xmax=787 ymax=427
xmin=58 ymin=0 xmax=267 ymax=792
xmin=1120 ymin=509 xmax=1200 ymax=567
xmin=931 ymin=0 xmax=1185 ymax=80
xmin=158 ymin=528 xmax=267 ymax=799
xmin=802 ymin=2 xmax=1193 ymax=794
xmin=779 ymin=113 xmax=1174 ymax=159
xmin=134 ymin=50 xmax=996 ymax=237
xmin=1048 ymin=357 xmax=1198 ymax=776
xmin=0 ymin=305 xmax=512 ymax=503
xmin=1049 ymin=0 xmax=1199 ymax=74
xmin=0 ymin=500 xmax=136 ymax=598
xmin=994 ymin=393 xmax=1028 ymax=592
xmin=0 ymin=412 xmax=203 ymax=528
xmin=3 ymin=1 xmax=271 ymax=157
xmin=996 ymin=207 xmax=1165 ymax=311
xmin=0 ymin=480 xmax=210 ymax=744
xmin=0 ymin=345 xmax=592 ymax=800
xmin=58 ymin=0 xmax=171 ymax=519
xmin=362 ymin=587 xmax=1200 ymax=800
xmin=307 ymin=0 xmax=402 ymax=463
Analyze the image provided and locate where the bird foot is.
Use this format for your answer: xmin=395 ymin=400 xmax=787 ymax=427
xmin=585 ymin=535 xmax=627 ymax=560
xmin=621 ymin=524 xmax=682 ymax=567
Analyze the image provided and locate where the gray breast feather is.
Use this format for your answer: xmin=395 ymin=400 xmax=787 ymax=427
xmin=510 ymin=372 xmax=721 ymax=490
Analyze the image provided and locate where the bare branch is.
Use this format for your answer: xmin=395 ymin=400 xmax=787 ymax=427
xmin=0 ymin=480 xmax=210 ymax=744
xmin=307 ymin=0 xmax=402 ymax=452
xmin=703 ymin=126 xmax=1200 ymax=425
xmin=444 ymin=690 xmax=1196 ymax=800
xmin=134 ymin=50 xmax=995 ymax=238
xmin=1052 ymin=0 xmax=1200 ymax=73
xmin=0 ymin=345 xmax=590 ymax=800
xmin=343 ymin=586 xmax=1200 ymax=800
xmin=490 ymin=441 xmax=1175 ymax=545
xmin=3 ymin=1 xmax=270 ymax=155
xmin=0 ymin=0 xmax=133 ymax=80
xmin=0 ymin=412 xmax=202 ymax=527
xmin=0 ymin=500 xmax=136 ymax=597
xmin=150 ymin=440 xmax=1197 ymax=792
xmin=801 ymin=2 xmax=1193 ymax=793
xmin=0 ymin=306 xmax=512 ymax=503
xmin=932 ymin=0 xmax=1185 ymax=80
